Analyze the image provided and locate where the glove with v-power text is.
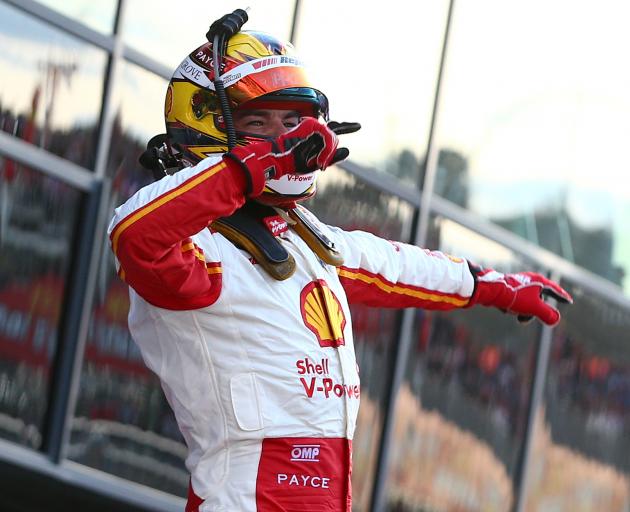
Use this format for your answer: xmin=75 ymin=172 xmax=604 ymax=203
xmin=223 ymin=118 xmax=360 ymax=196
xmin=467 ymin=264 xmax=573 ymax=326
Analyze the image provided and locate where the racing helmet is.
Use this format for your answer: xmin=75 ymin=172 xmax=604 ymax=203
xmin=165 ymin=30 xmax=329 ymax=204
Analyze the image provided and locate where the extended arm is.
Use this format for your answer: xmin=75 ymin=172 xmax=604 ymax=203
xmin=330 ymin=228 xmax=572 ymax=325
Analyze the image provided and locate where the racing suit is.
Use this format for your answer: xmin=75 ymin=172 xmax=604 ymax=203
xmin=109 ymin=155 xmax=476 ymax=511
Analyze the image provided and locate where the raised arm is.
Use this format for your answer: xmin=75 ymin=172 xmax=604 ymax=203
xmin=109 ymin=156 xmax=260 ymax=309
xmin=109 ymin=118 xmax=345 ymax=309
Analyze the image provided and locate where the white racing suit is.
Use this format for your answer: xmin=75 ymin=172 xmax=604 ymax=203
xmin=109 ymin=155 xmax=476 ymax=511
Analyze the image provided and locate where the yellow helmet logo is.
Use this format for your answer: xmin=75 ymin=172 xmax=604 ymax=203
xmin=164 ymin=84 xmax=173 ymax=117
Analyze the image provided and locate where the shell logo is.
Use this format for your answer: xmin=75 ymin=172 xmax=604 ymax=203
xmin=300 ymin=280 xmax=346 ymax=348
xmin=164 ymin=84 xmax=173 ymax=117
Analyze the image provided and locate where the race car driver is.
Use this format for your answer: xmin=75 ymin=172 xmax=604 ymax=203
xmin=108 ymin=13 xmax=572 ymax=512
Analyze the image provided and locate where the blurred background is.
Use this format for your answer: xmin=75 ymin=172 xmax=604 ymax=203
xmin=0 ymin=1 xmax=629 ymax=511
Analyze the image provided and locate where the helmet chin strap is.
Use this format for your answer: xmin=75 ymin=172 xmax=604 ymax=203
xmin=206 ymin=8 xmax=249 ymax=151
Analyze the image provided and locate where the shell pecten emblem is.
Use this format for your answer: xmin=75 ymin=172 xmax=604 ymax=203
xmin=300 ymin=280 xmax=346 ymax=348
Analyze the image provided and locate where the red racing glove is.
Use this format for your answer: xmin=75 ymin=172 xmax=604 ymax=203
xmin=224 ymin=118 xmax=360 ymax=196
xmin=467 ymin=264 xmax=573 ymax=326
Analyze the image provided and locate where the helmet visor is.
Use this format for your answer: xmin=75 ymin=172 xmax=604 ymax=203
xmin=238 ymin=88 xmax=329 ymax=120
xmin=223 ymin=56 xmax=315 ymax=104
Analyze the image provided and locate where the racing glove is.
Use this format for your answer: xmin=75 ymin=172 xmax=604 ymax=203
xmin=224 ymin=118 xmax=361 ymax=196
xmin=467 ymin=264 xmax=573 ymax=326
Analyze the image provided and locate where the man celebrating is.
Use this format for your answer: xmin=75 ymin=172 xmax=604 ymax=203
xmin=109 ymin=10 xmax=571 ymax=512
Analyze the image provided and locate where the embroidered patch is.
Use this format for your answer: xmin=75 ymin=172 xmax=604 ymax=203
xmin=263 ymin=215 xmax=288 ymax=236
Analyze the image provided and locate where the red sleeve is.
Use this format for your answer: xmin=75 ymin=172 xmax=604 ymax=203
xmin=109 ymin=157 xmax=259 ymax=310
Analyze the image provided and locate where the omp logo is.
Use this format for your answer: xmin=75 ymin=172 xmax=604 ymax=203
xmin=300 ymin=280 xmax=346 ymax=348
xmin=291 ymin=444 xmax=320 ymax=462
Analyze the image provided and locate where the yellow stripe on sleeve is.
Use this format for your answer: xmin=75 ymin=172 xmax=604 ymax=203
xmin=337 ymin=268 xmax=469 ymax=307
xmin=111 ymin=162 xmax=227 ymax=254
xmin=181 ymin=242 xmax=206 ymax=263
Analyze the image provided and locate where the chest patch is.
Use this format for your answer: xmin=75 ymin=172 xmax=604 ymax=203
xmin=263 ymin=215 xmax=288 ymax=236
xmin=300 ymin=280 xmax=346 ymax=348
